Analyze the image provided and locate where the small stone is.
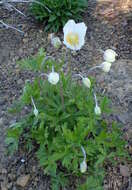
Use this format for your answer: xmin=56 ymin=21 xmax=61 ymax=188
xmin=39 ymin=30 xmax=43 ymax=33
xmin=17 ymin=79 xmax=23 ymax=85
xmin=7 ymin=183 xmax=12 ymax=189
xmin=16 ymin=174 xmax=30 ymax=187
xmin=120 ymin=165 xmax=130 ymax=177
xmin=8 ymin=173 xmax=16 ymax=180
xmin=18 ymin=48 xmax=23 ymax=56
xmin=129 ymin=145 xmax=132 ymax=154
xmin=126 ymin=129 xmax=132 ymax=140
xmin=35 ymin=177 xmax=39 ymax=182
xmin=21 ymin=158 xmax=25 ymax=163
xmin=1 ymin=168 xmax=7 ymax=174
xmin=24 ymin=33 xmax=28 ymax=37
xmin=12 ymin=187 xmax=17 ymax=190
xmin=0 ymin=118 xmax=4 ymax=126
xmin=32 ymin=166 xmax=36 ymax=172
xmin=1 ymin=184 xmax=7 ymax=190
xmin=23 ymin=38 xmax=28 ymax=43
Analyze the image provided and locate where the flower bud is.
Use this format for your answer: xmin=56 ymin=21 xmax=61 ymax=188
xmin=51 ymin=37 xmax=61 ymax=49
xmin=34 ymin=108 xmax=38 ymax=117
xmin=94 ymin=105 xmax=101 ymax=115
xmin=82 ymin=77 xmax=91 ymax=88
xmin=103 ymin=49 xmax=117 ymax=63
xmin=48 ymin=72 xmax=59 ymax=85
xmin=80 ymin=160 xmax=87 ymax=173
xmin=101 ymin=62 xmax=112 ymax=72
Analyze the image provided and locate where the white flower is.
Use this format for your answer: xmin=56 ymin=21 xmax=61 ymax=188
xmin=48 ymin=72 xmax=59 ymax=85
xmin=51 ymin=37 xmax=61 ymax=49
xmin=80 ymin=160 xmax=87 ymax=173
xmin=34 ymin=108 xmax=39 ymax=117
xmin=63 ymin=20 xmax=87 ymax=51
xmin=101 ymin=62 xmax=112 ymax=72
xmin=103 ymin=49 xmax=117 ymax=63
xmin=82 ymin=77 xmax=91 ymax=88
xmin=94 ymin=105 xmax=101 ymax=115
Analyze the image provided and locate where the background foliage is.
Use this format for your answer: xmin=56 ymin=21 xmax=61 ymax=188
xmin=30 ymin=0 xmax=88 ymax=32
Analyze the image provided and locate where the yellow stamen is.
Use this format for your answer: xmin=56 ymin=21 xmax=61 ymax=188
xmin=66 ymin=32 xmax=79 ymax=46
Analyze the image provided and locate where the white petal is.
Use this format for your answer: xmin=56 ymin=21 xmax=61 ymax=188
xmin=75 ymin=22 xmax=87 ymax=40
xmin=63 ymin=20 xmax=75 ymax=34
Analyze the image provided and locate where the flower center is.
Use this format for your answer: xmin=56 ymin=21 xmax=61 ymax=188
xmin=66 ymin=32 xmax=79 ymax=46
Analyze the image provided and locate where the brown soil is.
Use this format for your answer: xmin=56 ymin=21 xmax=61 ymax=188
xmin=0 ymin=1 xmax=132 ymax=189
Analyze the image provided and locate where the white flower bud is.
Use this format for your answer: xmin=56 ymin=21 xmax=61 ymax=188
xmin=51 ymin=37 xmax=61 ymax=49
xmin=80 ymin=160 xmax=87 ymax=173
xmin=101 ymin=62 xmax=112 ymax=72
xmin=103 ymin=49 xmax=117 ymax=63
xmin=34 ymin=108 xmax=38 ymax=117
xmin=31 ymin=97 xmax=39 ymax=117
xmin=94 ymin=105 xmax=101 ymax=115
xmin=48 ymin=72 xmax=59 ymax=85
xmin=82 ymin=77 xmax=91 ymax=88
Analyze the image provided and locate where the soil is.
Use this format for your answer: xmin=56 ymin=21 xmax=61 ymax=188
xmin=0 ymin=1 xmax=132 ymax=190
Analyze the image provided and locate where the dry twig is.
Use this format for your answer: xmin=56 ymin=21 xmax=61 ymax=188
xmin=0 ymin=0 xmax=51 ymax=33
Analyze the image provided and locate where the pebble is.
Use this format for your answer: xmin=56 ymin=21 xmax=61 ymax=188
xmin=1 ymin=168 xmax=7 ymax=174
xmin=120 ymin=165 xmax=130 ymax=177
xmin=29 ymin=187 xmax=33 ymax=190
xmin=17 ymin=79 xmax=23 ymax=85
xmin=23 ymin=38 xmax=28 ymax=43
xmin=12 ymin=187 xmax=17 ymax=190
xmin=1 ymin=185 xmax=7 ymax=190
xmin=0 ymin=118 xmax=4 ymax=126
xmin=32 ymin=165 xmax=36 ymax=172
xmin=16 ymin=174 xmax=30 ymax=187
xmin=7 ymin=182 xmax=12 ymax=189
xmin=8 ymin=173 xmax=16 ymax=180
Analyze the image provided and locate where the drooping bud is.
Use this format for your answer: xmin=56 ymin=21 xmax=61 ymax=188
xmin=94 ymin=93 xmax=101 ymax=116
xmin=31 ymin=97 xmax=39 ymax=117
xmin=82 ymin=77 xmax=91 ymax=88
xmin=80 ymin=160 xmax=87 ymax=173
xmin=34 ymin=108 xmax=39 ymax=117
xmin=103 ymin=49 xmax=117 ymax=63
xmin=101 ymin=62 xmax=112 ymax=72
xmin=94 ymin=105 xmax=101 ymax=116
xmin=48 ymin=72 xmax=59 ymax=85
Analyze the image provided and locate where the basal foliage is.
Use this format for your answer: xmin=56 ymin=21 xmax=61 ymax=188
xmin=6 ymin=49 xmax=128 ymax=190
xmin=30 ymin=0 xmax=88 ymax=32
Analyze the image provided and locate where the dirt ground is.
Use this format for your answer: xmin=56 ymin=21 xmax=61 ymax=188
xmin=0 ymin=1 xmax=132 ymax=189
